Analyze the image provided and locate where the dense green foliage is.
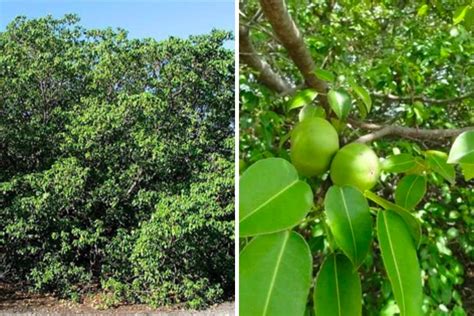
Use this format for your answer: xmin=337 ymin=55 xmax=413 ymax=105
xmin=0 ymin=15 xmax=234 ymax=308
xmin=240 ymin=0 xmax=473 ymax=315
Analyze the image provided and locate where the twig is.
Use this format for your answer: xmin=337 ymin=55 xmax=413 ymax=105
xmin=372 ymin=91 xmax=474 ymax=104
xmin=349 ymin=119 xmax=474 ymax=143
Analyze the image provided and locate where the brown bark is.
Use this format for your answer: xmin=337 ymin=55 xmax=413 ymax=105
xmin=350 ymin=119 xmax=474 ymax=143
xmin=259 ymin=0 xmax=328 ymax=107
xmin=239 ymin=25 xmax=291 ymax=93
xmin=372 ymin=91 xmax=474 ymax=104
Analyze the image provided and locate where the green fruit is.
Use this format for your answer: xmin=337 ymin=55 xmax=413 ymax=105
xmin=290 ymin=118 xmax=339 ymax=177
xmin=330 ymin=142 xmax=380 ymax=191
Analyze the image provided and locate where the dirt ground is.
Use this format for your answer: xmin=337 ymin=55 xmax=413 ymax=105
xmin=0 ymin=283 xmax=235 ymax=315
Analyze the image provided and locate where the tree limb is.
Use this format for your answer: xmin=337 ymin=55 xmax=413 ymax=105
xmin=372 ymin=91 xmax=474 ymax=104
xmin=349 ymin=119 xmax=474 ymax=143
xmin=259 ymin=0 xmax=328 ymax=106
xmin=239 ymin=25 xmax=291 ymax=93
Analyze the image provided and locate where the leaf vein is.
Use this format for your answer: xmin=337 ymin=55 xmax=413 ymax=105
xmin=383 ymin=212 xmax=406 ymax=315
xmin=240 ymin=180 xmax=299 ymax=223
xmin=339 ymin=187 xmax=358 ymax=263
xmin=403 ymin=176 xmax=418 ymax=209
xmin=262 ymin=231 xmax=290 ymax=316
xmin=334 ymin=255 xmax=342 ymax=316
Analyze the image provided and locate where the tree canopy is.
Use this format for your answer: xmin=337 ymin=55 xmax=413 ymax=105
xmin=0 ymin=14 xmax=234 ymax=308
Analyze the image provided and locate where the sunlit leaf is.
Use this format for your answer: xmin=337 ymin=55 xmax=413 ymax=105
xmin=328 ymin=89 xmax=352 ymax=120
xmin=460 ymin=163 xmax=474 ymax=180
xmin=453 ymin=5 xmax=471 ymax=25
xmin=382 ymin=154 xmax=416 ymax=173
xmin=395 ymin=175 xmax=427 ymax=210
xmin=349 ymin=79 xmax=372 ymax=114
xmin=288 ymin=89 xmax=318 ymax=111
xmin=315 ymin=68 xmax=336 ymax=82
xmin=365 ymin=191 xmax=421 ymax=248
xmin=417 ymin=4 xmax=429 ymax=17
xmin=314 ymin=253 xmax=362 ymax=316
xmin=240 ymin=231 xmax=312 ymax=316
xmin=239 ymin=158 xmax=313 ymax=237
xmin=324 ymin=185 xmax=372 ymax=267
xmin=298 ymin=104 xmax=326 ymax=121
xmin=425 ymin=150 xmax=455 ymax=184
xmin=465 ymin=7 xmax=474 ymax=30
xmin=405 ymin=157 xmax=428 ymax=175
xmin=377 ymin=210 xmax=423 ymax=316
xmin=447 ymin=130 xmax=474 ymax=164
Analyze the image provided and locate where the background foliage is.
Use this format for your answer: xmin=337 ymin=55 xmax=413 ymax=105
xmin=240 ymin=0 xmax=473 ymax=314
xmin=0 ymin=15 xmax=234 ymax=308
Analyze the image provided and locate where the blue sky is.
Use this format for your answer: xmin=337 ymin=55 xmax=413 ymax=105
xmin=0 ymin=0 xmax=235 ymax=47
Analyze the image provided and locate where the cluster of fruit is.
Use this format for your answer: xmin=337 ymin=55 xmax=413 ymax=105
xmin=291 ymin=117 xmax=380 ymax=191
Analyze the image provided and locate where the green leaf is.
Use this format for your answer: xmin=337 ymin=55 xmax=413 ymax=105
xmin=377 ymin=210 xmax=423 ymax=316
xmin=288 ymin=89 xmax=318 ymax=111
xmin=394 ymin=175 xmax=427 ymax=210
xmin=314 ymin=253 xmax=362 ymax=316
xmin=447 ymin=130 xmax=474 ymax=164
xmin=328 ymin=89 xmax=352 ymax=120
xmin=453 ymin=5 xmax=471 ymax=25
xmin=348 ymin=79 xmax=372 ymax=113
xmin=425 ymin=150 xmax=455 ymax=184
xmin=460 ymin=163 xmax=474 ymax=180
xmin=417 ymin=4 xmax=429 ymax=16
xmin=298 ymin=104 xmax=326 ymax=122
xmin=315 ymin=68 xmax=336 ymax=82
xmin=412 ymin=101 xmax=427 ymax=124
xmin=323 ymin=220 xmax=339 ymax=252
xmin=329 ymin=117 xmax=345 ymax=133
xmin=239 ymin=158 xmax=313 ymax=237
xmin=381 ymin=300 xmax=400 ymax=316
xmin=364 ymin=191 xmax=421 ymax=248
xmin=324 ymin=185 xmax=372 ymax=267
xmin=355 ymin=101 xmax=368 ymax=119
xmin=278 ymin=132 xmax=291 ymax=149
xmin=240 ymin=231 xmax=312 ymax=316
xmin=382 ymin=154 xmax=416 ymax=173
xmin=308 ymin=236 xmax=325 ymax=253
xmin=464 ymin=7 xmax=474 ymax=30
xmin=405 ymin=157 xmax=428 ymax=175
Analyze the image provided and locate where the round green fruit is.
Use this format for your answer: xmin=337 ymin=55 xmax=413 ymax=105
xmin=330 ymin=142 xmax=380 ymax=191
xmin=290 ymin=118 xmax=339 ymax=177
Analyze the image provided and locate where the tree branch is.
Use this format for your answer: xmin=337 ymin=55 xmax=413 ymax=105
xmin=372 ymin=91 xmax=474 ymax=104
xmin=349 ymin=119 xmax=474 ymax=143
xmin=248 ymin=8 xmax=263 ymax=25
xmin=239 ymin=25 xmax=291 ymax=94
xmin=259 ymin=0 xmax=328 ymax=107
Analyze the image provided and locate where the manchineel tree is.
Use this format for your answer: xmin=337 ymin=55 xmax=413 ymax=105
xmin=239 ymin=1 xmax=473 ymax=315
xmin=0 ymin=15 xmax=234 ymax=308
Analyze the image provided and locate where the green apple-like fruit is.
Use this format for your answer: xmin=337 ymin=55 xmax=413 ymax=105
xmin=290 ymin=118 xmax=339 ymax=177
xmin=330 ymin=142 xmax=380 ymax=191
